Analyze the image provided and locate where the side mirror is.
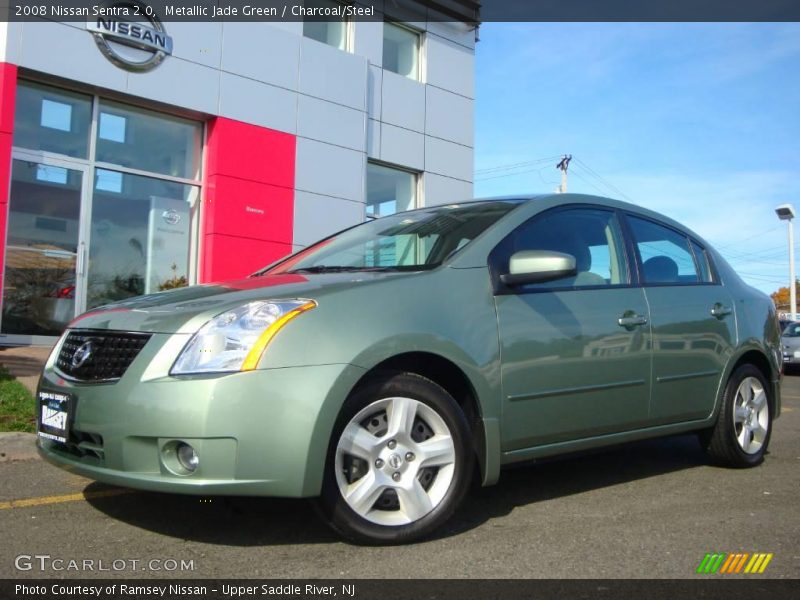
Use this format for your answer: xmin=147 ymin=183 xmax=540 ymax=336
xmin=500 ymin=250 xmax=577 ymax=287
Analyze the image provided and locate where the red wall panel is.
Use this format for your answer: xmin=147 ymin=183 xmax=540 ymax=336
xmin=0 ymin=63 xmax=18 ymax=306
xmin=201 ymin=117 xmax=296 ymax=283
xmin=202 ymin=234 xmax=292 ymax=283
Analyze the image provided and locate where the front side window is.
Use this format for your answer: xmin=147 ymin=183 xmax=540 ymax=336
xmin=303 ymin=0 xmax=349 ymax=50
xmin=366 ymin=162 xmax=417 ymax=219
xmin=628 ymin=216 xmax=700 ymax=285
xmin=383 ymin=22 xmax=420 ymax=80
xmin=265 ymin=201 xmax=520 ymax=274
xmin=499 ymin=208 xmax=628 ymax=290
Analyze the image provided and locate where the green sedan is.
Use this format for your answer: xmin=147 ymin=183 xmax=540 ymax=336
xmin=37 ymin=194 xmax=782 ymax=544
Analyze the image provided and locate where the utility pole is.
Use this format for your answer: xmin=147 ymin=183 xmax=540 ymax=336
xmin=556 ymin=155 xmax=572 ymax=193
xmin=776 ymin=204 xmax=797 ymax=321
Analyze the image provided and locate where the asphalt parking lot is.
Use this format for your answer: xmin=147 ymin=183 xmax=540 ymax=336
xmin=1 ymin=376 xmax=799 ymax=580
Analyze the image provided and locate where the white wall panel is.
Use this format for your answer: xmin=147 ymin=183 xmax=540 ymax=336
xmin=166 ymin=21 xmax=223 ymax=69
xmin=425 ymin=85 xmax=473 ymax=147
xmin=127 ymin=56 xmax=219 ymax=115
xmin=424 ymin=172 xmax=473 ymax=206
xmin=296 ymin=138 xmax=365 ymax=203
xmin=381 ymin=70 xmax=425 ymax=133
xmin=297 ymin=94 xmax=366 ymax=152
xmin=353 ymin=20 xmax=383 ymax=66
xmin=425 ymin=135 xmax=472 ymax=182
xmin=221 ymin=23 xmax=300 ymax=91
xmin=425 ymin=33 xmax=475 ymax=99
xmin=380 ymin=124 xmax=424 ymax=171
xmin=219 ymin=73 xmax=297 ymax=134
xmin=299 ymin=38 xmax=367 ymax=110
xmin=17 ymin=21 xmax=127 ymax=93
xmin=293 ymin=191 xmax=365 ymax=246
xmin=367 ymin=64 xmax=382 ymax=119
xmin=367 ymin=118 xmax=381 ymax=158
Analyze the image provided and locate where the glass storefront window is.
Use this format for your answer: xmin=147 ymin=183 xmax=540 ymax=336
xmin=13 ymin=83 xmax=92 ymax=158
xmin=3 ymin=81 xmax=203 ymax=339
xmin=95 ymin=100 xmax=202 ymax=180
xmin=366 ymin=162 xmax=417 ymax=219
xmin=303 ymin=1 xmax=348 ymax=50
xmin=383 ymin=23 xmax=420 ymax=80
xmin=2 ymin=160 xmax=82 ymax=336
xmin=87 ymin=170 xmax=198 ymax=309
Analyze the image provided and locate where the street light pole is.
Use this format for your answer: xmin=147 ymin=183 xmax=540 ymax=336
xmin=775 ymin=204 xmax=797 ymax=321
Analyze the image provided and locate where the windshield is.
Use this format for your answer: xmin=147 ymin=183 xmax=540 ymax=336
xmin=784 ymin=323 xmax=800 ymax=337
xmin=263 ymin=201 xmax=522 ymax=275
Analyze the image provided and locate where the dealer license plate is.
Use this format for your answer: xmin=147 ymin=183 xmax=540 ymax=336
xmin=37 ymin=391 xmax=74 ymax=443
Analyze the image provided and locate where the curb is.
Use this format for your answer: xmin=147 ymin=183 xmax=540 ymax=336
xmin=0 ymin=432 xmax=39 ymax=462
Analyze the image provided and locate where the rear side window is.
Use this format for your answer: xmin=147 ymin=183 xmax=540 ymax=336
xmin=627 ymin=216 xmax=700 ymax=285
xmin=690 ymin=240 xmax=714 ymax=283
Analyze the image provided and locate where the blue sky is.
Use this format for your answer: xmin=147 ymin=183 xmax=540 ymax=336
xmin=474 ymin=23 xmax=800 ymax=296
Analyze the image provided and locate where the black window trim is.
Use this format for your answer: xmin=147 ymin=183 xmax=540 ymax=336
xmin=489 ymin=204 xmax=636 ymax=296
xmin=620 ymin=211 xmax=720 ymax=288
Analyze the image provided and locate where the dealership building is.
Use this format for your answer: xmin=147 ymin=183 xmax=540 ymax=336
xmin=0 ymin=2 xmax=477 ymax=345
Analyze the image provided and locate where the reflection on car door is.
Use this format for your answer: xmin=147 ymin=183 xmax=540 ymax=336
xmin=625 ymin=214 xmax=736 ymax=424
xmin=493 ymin=207 xmax=652 ymax=452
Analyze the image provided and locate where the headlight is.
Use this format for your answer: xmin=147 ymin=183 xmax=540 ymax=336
xmin=171 ymin=299 xmax=316 ymax=375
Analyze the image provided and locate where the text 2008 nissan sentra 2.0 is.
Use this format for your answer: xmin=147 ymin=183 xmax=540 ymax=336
xmin=37 ymin=194 xmax=782 ymax=544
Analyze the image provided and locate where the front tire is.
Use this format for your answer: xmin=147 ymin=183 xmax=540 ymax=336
xmin=704 ymin=364 xmax=772 ymax=468
xmin=317 ymin=372 xmax=473 ymax=544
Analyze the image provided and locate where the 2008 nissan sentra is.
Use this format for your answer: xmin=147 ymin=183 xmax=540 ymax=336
xmin=36 ymin=194 xmax=782 ymax=544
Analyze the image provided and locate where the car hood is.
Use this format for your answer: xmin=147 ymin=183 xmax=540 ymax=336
xmin=67 ymin=271 xmax=412 ymax=335
xmin=781 ymin=335 xmax=800 ymax=350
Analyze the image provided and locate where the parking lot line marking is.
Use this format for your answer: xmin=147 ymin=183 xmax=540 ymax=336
xmin=0 ymin=488 xmax=134 ymax=510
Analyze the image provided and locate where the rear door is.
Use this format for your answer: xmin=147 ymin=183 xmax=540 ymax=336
xmin=623 ymin=214 xmax=736 ymax=424
xmin=493 ymin=206 xmax=652 ymax=451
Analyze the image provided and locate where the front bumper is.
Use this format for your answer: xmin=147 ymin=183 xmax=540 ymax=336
xmin=37 ymin=333 xmax=366 ymax=497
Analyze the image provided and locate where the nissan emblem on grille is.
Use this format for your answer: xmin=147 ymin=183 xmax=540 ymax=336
xmin=71 ymin=341 xmax=94 ymax=369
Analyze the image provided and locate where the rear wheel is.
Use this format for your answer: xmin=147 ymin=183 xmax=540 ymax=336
xmin=317 ymin=372 xmax=473 ymax=544
xmin=704 ymin=364 xmax=772 ymax=467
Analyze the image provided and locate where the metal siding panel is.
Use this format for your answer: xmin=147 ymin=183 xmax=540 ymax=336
xmin=219 ymin=72 xmax=298 ymax=134
xmin=381 ymin=70 xmax=425 ymax=133
xmin=18 ymin=21 xmax=127 ymax=93
xmin=127 ymin=55 xmax=219 ymax=115
xmin=423 ymin=172 xmax=473 ymax=206
xmin=425 ymin=31 xmax=475 ymax=99
xmin=424 ymin=135 xmax=473 ymax=182
xmin=221 ymin=22 xmax=300 ymax=91
xmin=425 ymin=85 xmax=474 ymax=147
xmin=293 ymin=191 xmax=364 ymax=247
xmin=298 ymin=38 xmax=367 ymax=110
xmin=380 ymin=123 xmax=424 ymax=171
xmin=295 ymin=137 xmax=365 ymax=203
xmin=297 ymin=94 xmax=366 ymax=152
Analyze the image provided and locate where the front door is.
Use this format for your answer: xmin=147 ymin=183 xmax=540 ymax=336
xmin=494 ymin=207 xmax=652 ymax=451
xmin=1 ymin=157 xmax=89 ymax=343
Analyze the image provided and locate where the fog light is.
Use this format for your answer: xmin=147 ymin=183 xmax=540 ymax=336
xmin=176 ymin=442 xmax=199 ymax=472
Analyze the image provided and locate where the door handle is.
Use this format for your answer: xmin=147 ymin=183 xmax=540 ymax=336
xmin=710 ymin=304 xmax=732 ymax=319
xmin=618 ymin=314 xmax=648 ymax=328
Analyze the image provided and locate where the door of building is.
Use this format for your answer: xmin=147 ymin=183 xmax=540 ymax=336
xmin=1 ymin=154 xmax=90 ymax=345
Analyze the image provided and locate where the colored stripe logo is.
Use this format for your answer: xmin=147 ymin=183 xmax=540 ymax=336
xmin=696 ymin=552 xmax=773 ymax=574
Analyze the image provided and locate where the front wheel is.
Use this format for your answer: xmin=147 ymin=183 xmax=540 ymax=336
xmin=703 ymin=364 xmax=772 ymax=467
xmin=317 ymin=372 xmax=474 ymax=544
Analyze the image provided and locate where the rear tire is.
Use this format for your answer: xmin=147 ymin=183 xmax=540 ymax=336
xmin=316 ymin=372 xmax=473 ymax=545
xmin=703 ymin=364 xmax=772 ymax=468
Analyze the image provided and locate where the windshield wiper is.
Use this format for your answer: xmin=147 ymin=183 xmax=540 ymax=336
xmin=287 ymin=266 xmax=397 ymax=274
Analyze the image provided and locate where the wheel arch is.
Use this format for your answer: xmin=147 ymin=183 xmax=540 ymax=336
xmin=716 ymin=346 xmax=781 ymax=420
xmin=349 ymin=351 xmax=497 ymax=487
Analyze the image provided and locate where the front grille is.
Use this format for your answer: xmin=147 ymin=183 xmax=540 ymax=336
xmin=56 ymin=330 xmax=151 ymax=382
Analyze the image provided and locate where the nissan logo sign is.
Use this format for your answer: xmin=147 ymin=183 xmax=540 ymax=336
xmin=86 ymin=1 xmax=173 ymax=72
xmin=71 ymin=341 xmax=95 ymax=369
